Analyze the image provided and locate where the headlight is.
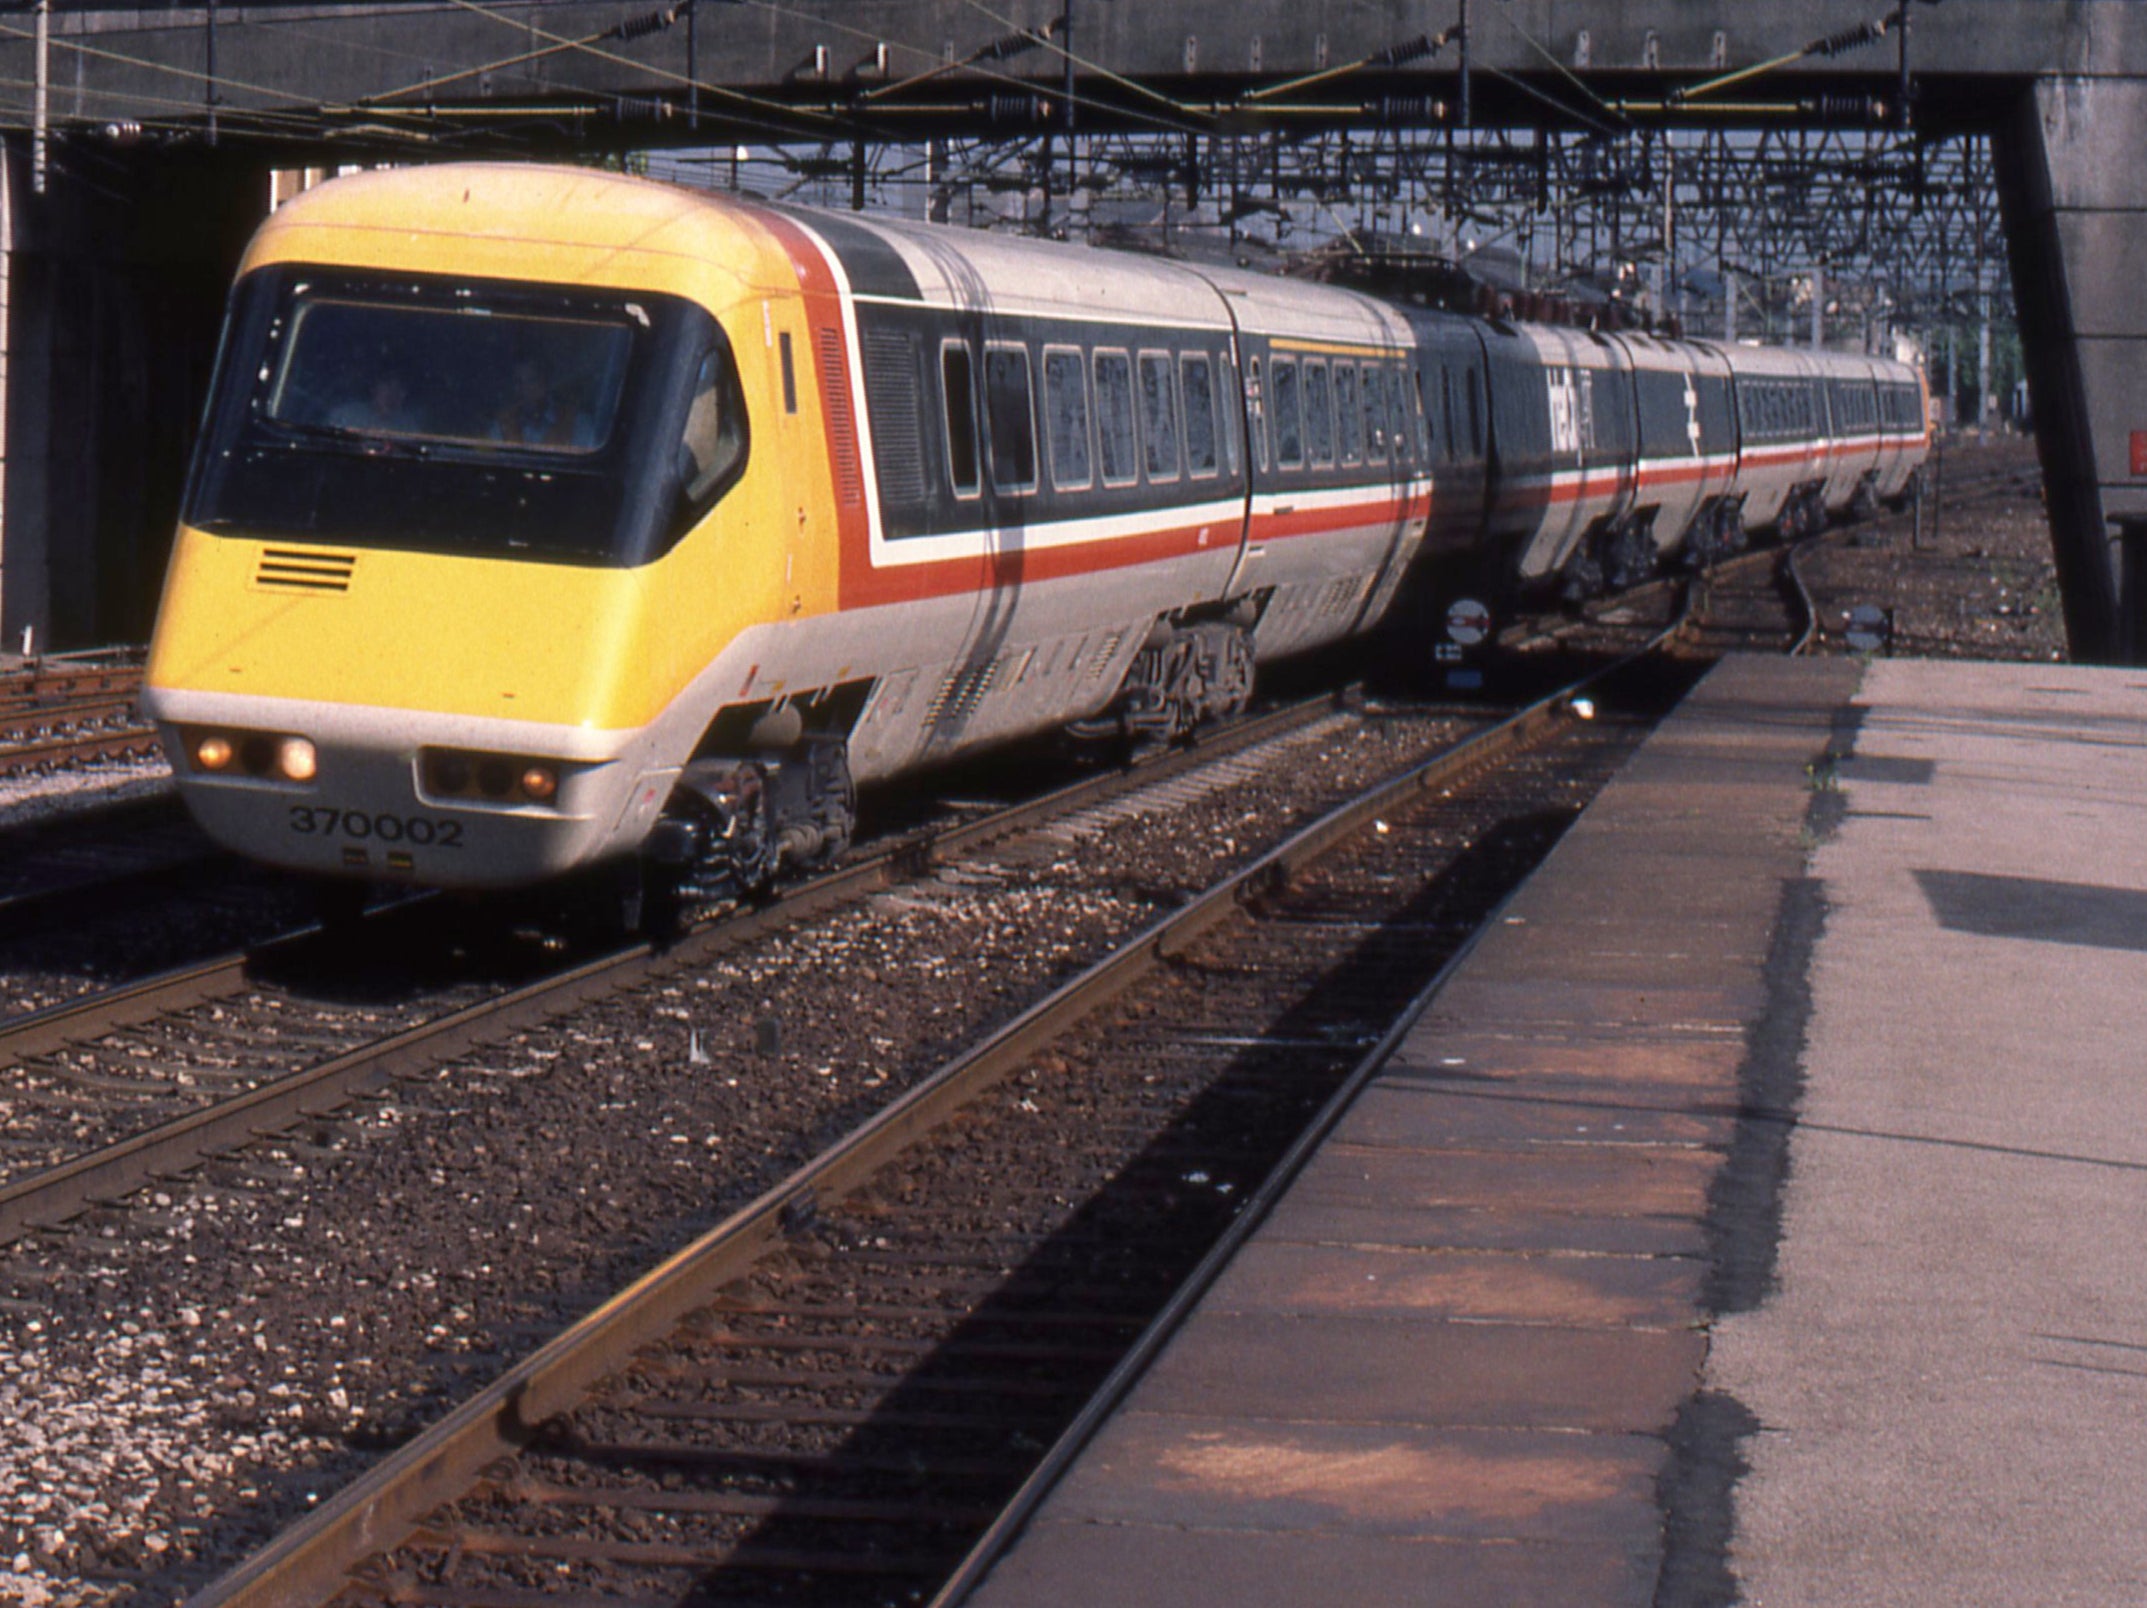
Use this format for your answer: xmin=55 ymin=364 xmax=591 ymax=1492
xmin=421 ymin=747 xmax=570 ymax=808
xmin=278 ymin=736 xmax=318 ymax=782
xmin=181 ymin=727 xmax=312 ymax=780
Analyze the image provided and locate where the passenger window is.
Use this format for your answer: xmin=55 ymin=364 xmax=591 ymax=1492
xmin=984 ymin=344 xmax=1037 ymax=494
xmin=1181 ymin=354 xmax=1218 ymax=478
xmin=1272 ymin=358 xmax=1303 ymax=468
xmin=942 ymin=342 xmax=980 ymax=498
xmin=1334 ymin=364 xmax=1361 ymax=465
xmin=1247 ymin=356 xmax=1269 ymax=472
xmin=1466 ymin=369 xmax=1483 ymax=456
xmin=1362 ymin=366 xmax=1389 ymax=462
xmin=675 ymin=344 xmax=750 ymax=528
xmin=1381 ymin=370 xmax=1406 ymax=465
xmin=1043 ymin=347 xmax=1092 ymax=491
xmin=1139 ymin=351 xmax=1180 ymax=482
xmin=1094 ymin=349 xmax=1137 ymax=486
xmin=1304 ymin=361 xmax=1334 ymax=466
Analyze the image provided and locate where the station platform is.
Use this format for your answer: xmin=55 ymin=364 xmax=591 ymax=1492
xmin=959 ymin=653 xmax=2147 ymax=1606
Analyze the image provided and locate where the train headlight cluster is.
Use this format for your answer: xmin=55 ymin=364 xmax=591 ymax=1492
xmin=183 ymin=727 xmax=318 ymax=782
xmin=421 ymin=748 xmax=564 ymax=807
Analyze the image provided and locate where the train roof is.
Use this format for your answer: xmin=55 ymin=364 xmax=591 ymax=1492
xmin=764 ymin=202 xmax=1409 ymax=349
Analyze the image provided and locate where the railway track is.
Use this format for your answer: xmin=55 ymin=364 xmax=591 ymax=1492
xmin=0 ymin=652 xmax=157 ymax=776
xmin=0 ymin=793 xmax=230 ymax=948
xmin=6 ymin=451 xmax=2043 ymax=1601
xmin=179 ymin=628 xmax=1693 ymax=1608
xmin=0 ymin=691 xmax=1421 ymax=1255
xmin=1500 ymin=445 xmax=2042 ymax=661
xmin=2 ymin=686 xmax=1506 ymax=1602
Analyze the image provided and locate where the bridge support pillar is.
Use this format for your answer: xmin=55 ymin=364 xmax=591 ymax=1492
xmin=0 ymin=143 xmax=262 ymax=652
xmin=1995 ymin=76 xmax=2147 ymax=663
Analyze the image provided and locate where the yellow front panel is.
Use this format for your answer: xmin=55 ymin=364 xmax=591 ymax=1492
xmin=148 ymin=166 xmax=845 ymax=740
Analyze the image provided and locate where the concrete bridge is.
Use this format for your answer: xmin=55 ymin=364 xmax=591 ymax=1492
xmin=0 ymin=1 xmax=2141 ymax=659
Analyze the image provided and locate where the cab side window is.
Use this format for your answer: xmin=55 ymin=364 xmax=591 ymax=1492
xmin=674 ymin=342 xmax=750 ymax=533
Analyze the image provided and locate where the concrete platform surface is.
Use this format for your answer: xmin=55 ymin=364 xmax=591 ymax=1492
xmin=1708 ymin=659 xmax=2147 ymax=1606
xmin=960 ymin=655 xmax=1852 ymax=1607
xmin=955 ymin=654 xmax=2147 ymax=1606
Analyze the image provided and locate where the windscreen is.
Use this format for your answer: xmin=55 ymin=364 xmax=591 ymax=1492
xmin=186 ymin=267 xmax=730 ymax=567
xmin=266 ymin=297 xmax=634 ymax=455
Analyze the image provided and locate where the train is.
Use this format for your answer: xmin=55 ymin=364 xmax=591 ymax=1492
xmin=141 ymin=163 xmax=1928 ymax=921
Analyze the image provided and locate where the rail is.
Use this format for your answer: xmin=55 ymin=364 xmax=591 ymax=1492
xmin=0 ymin=693 xmax=1348 ymax=1251
xmin=184 ymin=626 xmax=1679 ymax=1608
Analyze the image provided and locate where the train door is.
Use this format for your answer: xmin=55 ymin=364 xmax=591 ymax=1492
xmin=1422 ymin=320 xmax=1488 ymax=562
xmin=1347 ymin=343 xmax=1437 ymax=636
xmin=1216 ymin=314 xmax=1261 ymax=601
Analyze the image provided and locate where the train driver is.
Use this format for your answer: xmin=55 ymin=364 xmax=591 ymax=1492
xmin=493 ymin=358 xmax=596 ymax=449
xmin=329 ymin=368 xmax=421 ymax=435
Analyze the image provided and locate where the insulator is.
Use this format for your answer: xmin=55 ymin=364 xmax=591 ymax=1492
xmin=605 ymin=4 xmax=679 ymax=42
xmin=1805 ymin=93 xmax=1887 ymax=122
xmin=612 ymin=95 xmax=673 ymax=121
xmin=1373 ymin=32 xmax=1441 ymax=68
xmin=983 ymin=93 xmax=1051 ymax=125
xmin=100 ymin=120 xmax=144 ymax=145
xmin=1806 ymin=19 xmax=1885 ymax=59
xmin=978 ymin=28 xmax=1042 ymax=63
xmin=1369 ymin=95 xmax=1447 ymax=127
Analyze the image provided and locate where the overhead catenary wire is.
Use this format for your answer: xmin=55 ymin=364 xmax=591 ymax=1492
xmin=737 ymin=0 xmax=1214 ymax=138
xmin=1242 ymin=29 xmax=1456 ymax=105
xmin=357 ymin=2 xmax=698 ymax=107
xmin=1667 ymin=15 xmax=1894 ymax=108
xmin=859 ymin=17 xmax=1060 ymax=103
xmin=0 ymin=13 xmax=447 ymax=138
xmin=432 ymin=0 xmax=846 ymax=137
xmin=1477 ymin=2 xmax=1631 ymax=136
xmin=948 ymin=0 xmax=1216 ymax=130
xmin=0 ymin=13 xmax=344 ymax=120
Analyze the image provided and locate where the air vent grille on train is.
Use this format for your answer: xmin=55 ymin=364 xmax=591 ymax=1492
xmin=817 ymin=326 xmax=866 ymax=508
xmin=255 ymin=549 xmax=356 ymax=593
xmin=923 ymin=659 xmax=997 ymax=732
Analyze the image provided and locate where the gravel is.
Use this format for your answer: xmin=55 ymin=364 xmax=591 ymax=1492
xmin=0 ymin=709 xmax=1474 ymax=1608
xmin=0 ymin=759 xmax=170 ymax=835
xmin=0 ymin=441 xmax=2068 ymax=1605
